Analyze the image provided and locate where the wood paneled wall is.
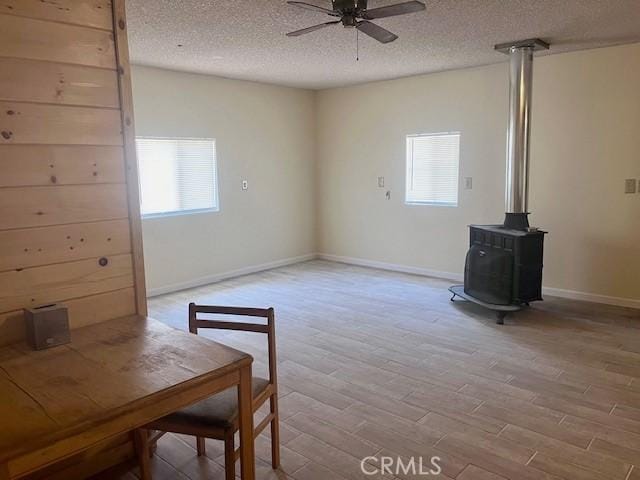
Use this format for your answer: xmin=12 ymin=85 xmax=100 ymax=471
xmin=0 ymin=0 xmax=147 ymax=346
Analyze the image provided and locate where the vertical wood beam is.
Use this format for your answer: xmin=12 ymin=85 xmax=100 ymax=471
xmin=111 ymin=0 xmax=148 ymax=316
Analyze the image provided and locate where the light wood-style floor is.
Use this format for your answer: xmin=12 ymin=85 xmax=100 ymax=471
xmin=116 ymin=260 xmax=640 ymax=480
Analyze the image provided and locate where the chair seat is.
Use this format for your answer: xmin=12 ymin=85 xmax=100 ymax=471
xmin=149 ymin=377 xmax=270 ymax=432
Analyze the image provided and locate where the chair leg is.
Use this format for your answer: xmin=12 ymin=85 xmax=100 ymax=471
xmin=270 ymin=394 xmax=281 ymax=469
xmin=149 ymin=430 xmax=159 ymax=459
xmin=133 ymin=429 xmax=152 ymax=480
xmin=149 ymin=439 xmax=157 ymax=459
xmin=224 ymin=431 xmax=235 ymax=480
xmin=196 ymin=436 xmax=206 ymax=457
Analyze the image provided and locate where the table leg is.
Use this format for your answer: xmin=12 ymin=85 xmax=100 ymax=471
xmin=133 ymin=429 xmax=151 ymax=480
xmin=237 ymin=363 xmax=255 ymax=480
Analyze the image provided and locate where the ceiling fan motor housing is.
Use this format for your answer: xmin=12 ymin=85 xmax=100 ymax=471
xmin=342 ymin=15 xmax=357 ymax=27
xmin=333 ymin=0 xmax=368 ymax=14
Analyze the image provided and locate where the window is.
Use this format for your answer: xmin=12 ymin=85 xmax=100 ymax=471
xmin=135 ymin=137 xmax=219 ymax=217
xmin=405 ymin=132 xmax=460 ymax=206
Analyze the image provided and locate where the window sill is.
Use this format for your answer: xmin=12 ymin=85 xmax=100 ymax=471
xmin=142 ymin=208 xmax=220 ymax=219
xmin=405 ymin=201 xmax=458 ymax=207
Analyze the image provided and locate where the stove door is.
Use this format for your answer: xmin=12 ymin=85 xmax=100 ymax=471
xmin=464 ymin=244 xmax=514 ymax=305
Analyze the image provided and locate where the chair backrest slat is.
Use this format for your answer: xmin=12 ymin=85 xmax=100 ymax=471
xmin=192 ymin=320 xmax=269 ymax=334
xmin=190 ymin=305 xmax=271 ymax=318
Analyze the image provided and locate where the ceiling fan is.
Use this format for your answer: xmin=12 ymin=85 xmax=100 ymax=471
xmin=286 ymin=0 xmax=426 ymax=44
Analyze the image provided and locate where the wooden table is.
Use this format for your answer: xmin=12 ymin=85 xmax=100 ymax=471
xmin=0 ymin=315 xmax=256 ymax=480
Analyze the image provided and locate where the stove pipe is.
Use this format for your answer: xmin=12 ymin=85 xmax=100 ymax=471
xmin=495 ymin=39 xmax=549 ymax=230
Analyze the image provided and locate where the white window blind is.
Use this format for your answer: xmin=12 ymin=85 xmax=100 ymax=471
xmin=135 ymin=137 xmax=219 ymax=217
xmin=405 ymin=132 xmax=460 ymax=206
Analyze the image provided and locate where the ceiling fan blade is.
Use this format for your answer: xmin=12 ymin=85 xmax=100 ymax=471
xmin=287 ymin=1 xmax=340 ymax=16
xmin=287 ymin=20 xmax=341 ymax=37
xmin=362 ymin=0 xmax=425 ymax=19
xmin=356 ymin=20 xmax=398 ymax=43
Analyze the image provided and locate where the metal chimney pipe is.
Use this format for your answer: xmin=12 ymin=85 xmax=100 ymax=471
xmin=505 ymin=45 xmax=533 ymax=214
xmin=495 ymin=39 xmax=549 ymax=228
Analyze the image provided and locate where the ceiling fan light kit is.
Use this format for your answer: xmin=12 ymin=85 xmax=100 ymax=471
xmin=286 ymin=0 xmax=426 ymax=44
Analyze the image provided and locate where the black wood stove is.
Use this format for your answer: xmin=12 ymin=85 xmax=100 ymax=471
xmin=466 ymin=222 xmax=545 ymax=306
xmin=450 ymin=39 xmax=549 ymax=324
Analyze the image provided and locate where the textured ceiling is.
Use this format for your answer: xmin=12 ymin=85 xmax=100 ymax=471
xmin=126 ymin=0 xmax=640 ymax=90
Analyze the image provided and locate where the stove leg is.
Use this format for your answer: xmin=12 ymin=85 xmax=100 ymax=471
xmin=496 ymin=311 xmax=507 ymax=325
xmin=450 ymin=293 xmax=457 ymax=302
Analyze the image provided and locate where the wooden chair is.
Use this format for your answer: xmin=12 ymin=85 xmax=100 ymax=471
xmin=137 ymin=304 xmax=280 ymax=480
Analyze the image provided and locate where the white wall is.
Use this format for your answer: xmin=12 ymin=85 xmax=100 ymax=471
xmin=133 ymin=44 xmax=640 ymax=304
xmin=316 ymin=43 xmax=640 ymax=304
xmin=131 ymin=66 xmax=316 ymax=294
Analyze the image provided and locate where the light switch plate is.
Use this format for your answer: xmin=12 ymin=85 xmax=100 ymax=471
xmin=624 ymin=179 xmax=636 ymax=194
xmin=464 ymin=177 xmax=473 ymax=190
xmin=242 ymin=180 xmax=248 ymax=191
xmin=377 ymin=176 xmax=385 ymax=188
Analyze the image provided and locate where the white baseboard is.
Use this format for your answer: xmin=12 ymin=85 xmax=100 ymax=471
xmin=541 ymin=286 xmax=640 ymax=309
xmin=147 ymin=253 xmax=317 ymax=297
xmin=317 ymin=253 xmax=464 ymax=283
xmin=317 ymin=253 xmax=640 ymax=310
xmin=148 ymin=251 xmax=640 ymax=309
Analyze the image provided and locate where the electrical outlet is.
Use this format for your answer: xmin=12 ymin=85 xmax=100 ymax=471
xmin=624 ymin=179 xmax=636 ymax=194
xmin=464 ymin=177 xmax=473 ymax=190
xmin=377 ymin=176 xmax=385 ymax=188
xmin=242 ymin=180 xmax=248 ymax=191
